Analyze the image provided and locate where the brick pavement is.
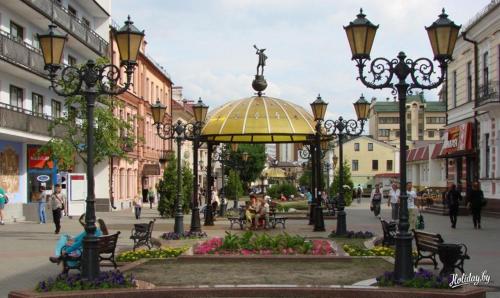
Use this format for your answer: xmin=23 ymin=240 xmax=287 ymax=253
xmin=0 ymin=202 xmax=498 ymax=297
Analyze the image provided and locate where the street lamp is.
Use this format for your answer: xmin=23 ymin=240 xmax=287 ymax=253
xmin=345 ymin=8 xmax=459 ymax=281
xmin=38 ymin=17 xmax=144 ymax=280
xmin=319 ymin=94 xmax=369 ymax=236
xmin=151 ymin=97 xmax=209 ymax=234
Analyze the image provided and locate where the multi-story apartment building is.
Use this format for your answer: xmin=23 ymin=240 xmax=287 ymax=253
xmin=332 ymin=135 xmax=399 ymax=189
xmin=110 ymin=30 xmax=173 ymax=209
xmin=368 ymin=92 xmax=446 ymax=147
xmin=446 ymin=0 xmax=500 ymax=214
xmin=0 ymin=0 xmax=111 ymax=221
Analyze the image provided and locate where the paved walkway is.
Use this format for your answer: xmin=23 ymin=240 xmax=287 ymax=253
xmin=0 ymin=201 xmax=499 ymax=297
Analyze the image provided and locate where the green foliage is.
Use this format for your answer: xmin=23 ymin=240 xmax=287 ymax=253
xmin=267 ymin=183 xmax=297 ymax=200
xmin=116 ymin=247 xmax=188 ymax=262
xmin=38 ymin=57 xmax=137 ymax=169
xmin=298 ymin=169 xmax=312 ymax=189
xmin=276 ymin=200 xmax=309 ymax=210
xmin=224 ymin=169 xmax=244 ymax=201
xmin=157 ymin=155 xmax=177 ymax=217
xmin=181 ymin=160 xmax=194 ymax=214
xmin=330 ymin=161 xmax=354 ymax=206
xmin=227 ymin=144 xmax=266 ymax=189
xmin=35 ymin=270 xmax=134 ymax=292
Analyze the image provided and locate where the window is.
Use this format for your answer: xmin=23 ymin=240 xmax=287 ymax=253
xmin=32 ymin=34 xmax=40 ymax=50
xmin=51 ymin=99 xmax=61 ymax=118
xmin=426 ymin=117 xmax=446 ymax=124
xmin=68 ymin=5 xmax=77 ymax=17
xmin=68 ymin=55 xmax=77 ymax=66
xmin=467 ymin=61 xmax=472 ymax=102
xmin=81 ymin=17 xmax=90 ymax=28
xmin=32 ymin=93 xmax=43 ymax=114
xmin=378 ymin=117 xmax=399 ymax=124
xmin=368 ymin=143 xmax=373 ymax=151
xmin=428 ymin=130 xmax=435 ymax=138
xmin=10 ymin=21 xmax=24 ymax=42
xmin=10 ymin=85 xmax=23 ymax=108
xmin=378 ymin=129 xmax=390 ymax=137
xmin=352 ymin=160 xmax=359 ymax=171
xmin=372 ymin=160 xmax=379 ymax=171
xmin=439 ymin=129 xmax=446 ymax=138
xmin=395 ymin=130 xmax=400 ymax=138
xmin=354 ymin=143 xmax=360 ymax=151
xmin=483 ymin=52 xmax=489 ymax=89
xmin=386 ymin=160 xmax=393 ymax=171
xmin=452 ymin=70 xmax=457 ymax=107
xmin=485 ymin=133 xmax=490 ymax=178
xmin=54 ymin=0 xmax=62 ymax=6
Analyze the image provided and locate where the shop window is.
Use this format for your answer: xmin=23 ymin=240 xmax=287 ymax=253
xmin=372 ymin=160 xmax=378 ymax=171
xmin=354 ymin=143 xmax=360 ymax=151
xmin=352 ymin=160 xmax=359 ymax=171
xmin=9 ymin=85 xmax=23 ymax=108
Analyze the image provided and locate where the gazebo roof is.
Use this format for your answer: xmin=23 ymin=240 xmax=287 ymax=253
xmin=201 ymin=95 xmax=316 ymax=143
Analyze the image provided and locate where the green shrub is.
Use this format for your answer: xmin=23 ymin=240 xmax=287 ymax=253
xmin=267 ymin=183 xmax=297 ymax=200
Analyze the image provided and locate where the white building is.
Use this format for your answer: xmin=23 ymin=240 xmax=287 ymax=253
xmin=406 ymin=142 xmax=447 ymax=190
xmin=0 ymin=0 xmax=111 ymax=221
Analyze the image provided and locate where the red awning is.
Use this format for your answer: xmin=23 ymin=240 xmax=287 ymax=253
xmin=407 ymin=149 xmax=416 ymax=162
xmin=431 ymin=143 xmax=443 ymax=159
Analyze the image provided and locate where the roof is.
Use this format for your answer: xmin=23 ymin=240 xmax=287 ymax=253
xmin=201 ymin=96 xmax=315 ymax=143
xmin=371 ymin=93 xmax=445 ymax=113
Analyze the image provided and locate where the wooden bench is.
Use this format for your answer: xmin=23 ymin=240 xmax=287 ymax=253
xmin=413 ymin=230 xmax=444 ymax=269
xmin=130 ymin=219 xmax=155 ymax=251
xmin=270 ymin=216 xmax=287 ymax=229
xmin=228 ymin=217 xmax=245 ymax=230
xmin=61 ymin=232 xmax=121 ymax=273
xmin=380 ymin=219 xmax=397 ymax=246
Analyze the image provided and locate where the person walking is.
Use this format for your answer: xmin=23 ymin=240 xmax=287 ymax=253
xmin=406 ymin=182 xmax=417 ymax=230
xmin=356 ymin=185 xmax=363 ymax=204
xmin=467 ymin=181 xmax=485 ymax=229
xmin=148 ymin=188 xmax=155 ymax=209
xmin=133 ymin=195 xmax=142 ymax=220
xmin=388 ymin=183 xmax=400 ymax=221
xmin=38 ymin=185 xmax=51 ymax=224
xmin=50 ymin=184 xmax=66 ymax=234
xmin=446 ymin=183 xmax=462 ymax=229
xmin=0 ymin=186 xmax=8 ymax=225
xmin=370 ymin=184 xmax=382 ymax=217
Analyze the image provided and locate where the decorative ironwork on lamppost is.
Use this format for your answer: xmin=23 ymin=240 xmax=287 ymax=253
xmin=344 ymin=8 xmax=460 ymax=281
xmin=321 ymin=94 xmax=369 ymax=236
xmin=299 ymin=143 xmax=316 ymax=225
xmin=151 ymin=98 xmax=209 ymax=234
xmin=38 ymin=17 xmax=143 ymax=280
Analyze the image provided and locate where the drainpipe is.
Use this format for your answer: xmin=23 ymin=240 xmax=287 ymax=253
xmin=462 ymin=31 xmax=480 ymax=183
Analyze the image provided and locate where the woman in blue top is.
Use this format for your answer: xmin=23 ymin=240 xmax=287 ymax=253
xmin=0 ymin=186 xmax=8 ymax=225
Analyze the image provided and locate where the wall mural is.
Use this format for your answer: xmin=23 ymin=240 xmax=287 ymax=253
xmin=0 ymin=142 xmax=20 ymax=193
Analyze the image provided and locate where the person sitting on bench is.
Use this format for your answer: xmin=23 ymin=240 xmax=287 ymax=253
xmin=245 ymin=194 xmax=258 ymax=229
xmin=257 ymin=197 xmax=270 ymax=229
xmin=49 ymin=214 xmax=105 ymax=265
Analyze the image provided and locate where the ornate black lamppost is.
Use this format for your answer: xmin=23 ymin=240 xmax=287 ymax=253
xmin=344 ymin=8 xmax=460 ymax=281
xmin=299 ymin=144 xmax=317 ymax=226
xmin=316 ymin=95 xmax=370 ymax=235
xmin=151 ymin=98 xmax=209 ymax=234
xmin=38 ymin=18 xmax=143 ymax=280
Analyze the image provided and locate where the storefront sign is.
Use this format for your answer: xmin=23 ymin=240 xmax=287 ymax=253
xmin=28 ymin=146 xmax=53 ymax=169
xmin=442 ymin=123 xmax=473 ymax=155
xmin=36 ymin=175 xmax=50 ymax=182
xmin=143 ymin=164 xmax=160 ymax=176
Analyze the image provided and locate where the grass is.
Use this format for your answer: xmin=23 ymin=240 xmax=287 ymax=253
xmin=129 ymin=258 xmax=393 ymax=286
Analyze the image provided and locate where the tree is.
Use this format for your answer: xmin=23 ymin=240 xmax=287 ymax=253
xmin=299 ymin=169 xmax=312 ymax=190
xmin=330 ymin=161 xmax=354 ymax=206
xmin=157 ymin=155 xmax=193 ymax=217
xmin=226 ymin=144 xmax=266 ymax=190
xmin=37 ymin=57 xmax=136 ymax=170
xmin=224 ymin=169 xmax=243 ymax=202
xmin=181 ymin=160 xmax=194 ymax=214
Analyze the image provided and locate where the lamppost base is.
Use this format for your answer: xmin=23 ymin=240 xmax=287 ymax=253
xmin=190 ymin=207 xmax=201 ymax=233
xmin=394 ymin=231 xmax=415 ymax=281
xmin=81 ymin=235 xmax=100 ymax=280
xmin=313 ymin=205 xmax=325 ymax=232
xmin=335 ymin=209 xmax=347 ymax=235
xmin=204 ymin=206 xmax=214 ymax=226
xmin=174 ymin=213 xmax=184 ymax=234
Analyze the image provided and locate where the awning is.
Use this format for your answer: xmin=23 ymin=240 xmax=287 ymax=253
xmin=263 ymin=167 xmax=286 ymax=178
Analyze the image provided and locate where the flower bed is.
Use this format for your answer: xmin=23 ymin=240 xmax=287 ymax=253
xmin=35 ymin=271 xmax=134 ymax=292
xmin=161 ymin=231 xmax=207 ymax=240
xmin=329 ymin=230 xmax=374 ymax=239
xmin=194 ymin=231 xmax=334 ymax=255
xmin=377 ymin=268 xmax=451 ymax=289
xmin=117 ymin=247 xmax=187 ymax=262
xmin=343 ymin=244 xmax=394 ymax=256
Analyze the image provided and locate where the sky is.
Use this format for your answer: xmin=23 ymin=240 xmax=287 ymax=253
xmin=112 ymin=0 xmax=491 ymax=121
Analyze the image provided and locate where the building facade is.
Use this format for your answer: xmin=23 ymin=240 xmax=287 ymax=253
xmin=452 ymin=0 xmax=500 ymax=213
xmin=332 ymin=135 xmax=399 ymax=189
xmin=0 ymin=0 xmax=111 ymax=220
xmin=406 ymin=142 xmax=447 ymax=191
xmin=110 ymin=31 xmax=173 ymax=209
xmin=368 ymin=93 xmax=446 ymax=147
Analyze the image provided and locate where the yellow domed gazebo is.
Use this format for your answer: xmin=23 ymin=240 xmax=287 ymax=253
xmin=201 ymin=95 xmax=316 ymax=143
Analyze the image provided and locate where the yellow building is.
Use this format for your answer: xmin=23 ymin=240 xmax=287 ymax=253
xmin=333 ymin=136 xmax=399 ymax=189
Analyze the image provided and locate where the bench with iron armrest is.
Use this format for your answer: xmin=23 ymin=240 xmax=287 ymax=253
xmin=60 ymin=232 xmax=121 ymax=273
xmin=130 ymin=219 xmax=155 ymax=251
xmin=380 ymin=219 xmax=397 ymax=246
xmin=413 ymin=229 xmax=444 ymax=269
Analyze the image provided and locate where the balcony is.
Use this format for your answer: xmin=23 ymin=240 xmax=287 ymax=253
xmin=0 ymin=30 xmax=46 ymax=78
xmin=476 ymin=81 xmax=499 ymax=109
xmin=22 ymin=0 xmax=108 ymax=56
xmin=0 ymin=103 xmax=65 ymax=138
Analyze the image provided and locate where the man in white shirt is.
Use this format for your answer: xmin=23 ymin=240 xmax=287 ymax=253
xmin=406 ymin=182 xmax=417 ymax=230
xmin=388 ymin=183 xmax=400 ymax=221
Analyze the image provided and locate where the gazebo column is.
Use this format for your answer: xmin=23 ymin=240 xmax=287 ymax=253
xmin=204 ymin=142 xmax=215 ymax=226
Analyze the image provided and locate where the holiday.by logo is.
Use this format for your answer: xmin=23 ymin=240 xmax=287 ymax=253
xmin=449 ymin=270 xmax=491 ymax=288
